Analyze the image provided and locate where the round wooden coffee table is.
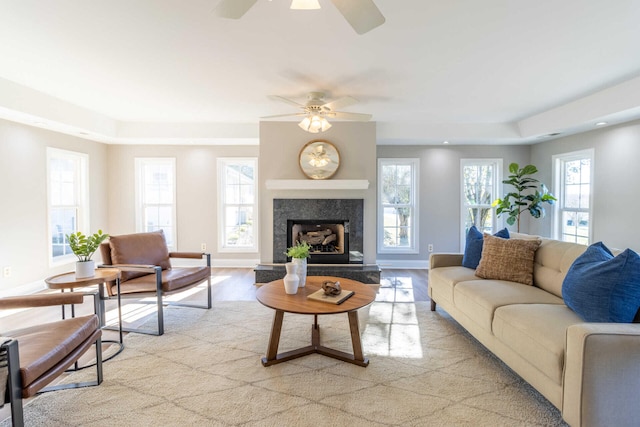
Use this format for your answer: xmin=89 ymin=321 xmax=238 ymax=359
xmin=256 ymin=276 xmax=376 ymax=367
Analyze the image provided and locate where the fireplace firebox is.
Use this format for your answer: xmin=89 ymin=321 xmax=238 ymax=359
xmin=287 ymin=220 xmax=349 ymax=264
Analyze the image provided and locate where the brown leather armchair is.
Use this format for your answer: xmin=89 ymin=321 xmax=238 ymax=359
xmin=99 ymin=230 xmax=212 ymax=336
xmin=1 ymin=292 xmax=103 ymax=427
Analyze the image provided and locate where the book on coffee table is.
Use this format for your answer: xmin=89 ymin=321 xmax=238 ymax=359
xmin=307 ymin=289 xmax=355 ymax=305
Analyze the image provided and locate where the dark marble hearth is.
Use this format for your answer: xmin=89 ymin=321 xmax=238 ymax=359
xmin=254 ymin=264 xmax=381 ymax=284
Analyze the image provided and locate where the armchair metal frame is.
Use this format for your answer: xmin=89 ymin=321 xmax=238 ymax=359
xmin=1 ymin=292 xmax=103 ymax=427
xmin=101 ymin=252 xmax=212 ymax=336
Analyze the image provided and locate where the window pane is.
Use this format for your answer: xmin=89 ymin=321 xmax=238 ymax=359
xmin=219 ymin=159 xmax=257 ymax=250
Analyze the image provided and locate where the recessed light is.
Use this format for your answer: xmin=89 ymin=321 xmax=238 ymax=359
xmin=443 ymin=140 xmax=449 ymax=144
xmin=595 ymin=121 xmax=608 ymax=126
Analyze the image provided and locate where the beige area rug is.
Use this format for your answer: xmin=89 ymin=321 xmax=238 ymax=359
xmin=2 ymin=301 xmax=567 ymax=426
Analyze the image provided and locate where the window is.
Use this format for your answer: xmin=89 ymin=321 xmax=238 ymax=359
xmin=460 ymin=159 xmax=502 ymax=250
xmin=47 ymin=148 xmax=89 ymax=264
xmin=135 ymin=158 xmax=176 ymax=249
xmin=378 ymin=159 xmax=419 ymax=253
xmin=553 ymin=150 xmax=594 ymax=245
xmin=217 ymin=158 xmax=258 ymax=252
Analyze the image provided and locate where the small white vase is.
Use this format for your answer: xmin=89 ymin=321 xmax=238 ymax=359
xmin=283 ymin=262 xmax=299 ymax=294
xmin=75 ymin=260 xmax=95 ymax=278
xmin=292 ymin=257 xmax=307 ymax=287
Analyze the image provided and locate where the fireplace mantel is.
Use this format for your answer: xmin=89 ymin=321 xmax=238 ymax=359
xmin=265 ymin=179 xmax=369 ymax=190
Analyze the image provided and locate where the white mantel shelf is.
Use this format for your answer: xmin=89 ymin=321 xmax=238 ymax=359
xmin=265 ymin=179 xmax=370 ymax=190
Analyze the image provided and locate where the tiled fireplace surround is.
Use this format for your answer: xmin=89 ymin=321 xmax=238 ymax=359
xmin=254 ymin=198 xmax=381 ymax=284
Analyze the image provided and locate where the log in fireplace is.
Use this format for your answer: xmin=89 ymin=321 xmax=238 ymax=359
xmin=287 ymin=220 xmax=349 ymax=264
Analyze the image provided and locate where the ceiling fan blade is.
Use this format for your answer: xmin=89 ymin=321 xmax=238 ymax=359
xmin=331 ymin=0 xmax=385 ymax=34
xmin=215 ymin=0 xmax=258 ymax=19
xmin=322 ymin=96 xmax=358 ymax=112
xmin=260 ymin=113 xmax=307 ymax=119
xmin=268 ymin=95 xmax=306 ymax=108
xmin=329 ymin=111 xmax=373 ymax=121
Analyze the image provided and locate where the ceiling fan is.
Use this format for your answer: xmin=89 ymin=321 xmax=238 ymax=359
xmin=261 ymin=91 xmax=372 ymax=133
xmin=215 ymin=0 xmax=385 ymax=35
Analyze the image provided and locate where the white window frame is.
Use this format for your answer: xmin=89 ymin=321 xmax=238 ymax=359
xmin=552 ymin=149 xmax=594 ymax=244
xmin=47 ymin=147 xmax=89 ymax=266
xmin=135 ymin=157 xmax=177 ymax=250
xmin=377 ymin=158 xmax=420 ymax=254
xmin=460 ymin=159 xmax=503 ymax=250
xmin=217 ymin=157 xmax=259 ymax=253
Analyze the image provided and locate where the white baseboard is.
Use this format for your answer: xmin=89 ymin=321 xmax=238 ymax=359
xmin=0 ymin=279 xmax=46 ymax=298
xmin=212 ymin=259 xmax=261 ymax=268
xmin=375 ymin=259 xmax=429 ymax=269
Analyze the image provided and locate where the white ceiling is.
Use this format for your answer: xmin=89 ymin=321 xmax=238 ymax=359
xmin=1 ymin=0 xmax=640 ymax=145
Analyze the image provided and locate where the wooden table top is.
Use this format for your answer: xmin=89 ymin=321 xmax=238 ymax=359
xmin=45 ymin=268 xmax=121 ymax=289
xmin=256 ymin=276 xmax=376 ymax=315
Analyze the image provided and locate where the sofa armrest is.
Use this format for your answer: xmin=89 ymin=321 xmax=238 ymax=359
xmin=563 ymin=323 xmax=640 ymax=427
xmin=169 ymin=252 xmax=211 ymax=267
xmin=101 ymin=263 xmax=159 ymax=274
xmin=429 ymin=253 xmax=463 ymax=269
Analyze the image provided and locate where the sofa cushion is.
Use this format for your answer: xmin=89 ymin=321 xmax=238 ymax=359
xmin=475 ymin=234 xmax=541 ymax=285
xmin=493 ymin=304 xmax=582 ymax=385
xmin=562 ymin=242 xmax=640 ymax=323
xmin=532 ymin=238 xmax=588 ymax=298
xmin=462 ymin=226 xmax=510 ymax=269
xmin=428 ymin=266 xmax=479 ymax=305
xmin=454 ymin=280 xmax=564 ymax=332
xmin=109 ymin=230 xmax=172 ymax=282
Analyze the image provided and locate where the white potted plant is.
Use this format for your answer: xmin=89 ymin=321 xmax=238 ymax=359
xmin=66 ymin=229 xmax=109 ymax=278
xmin=285 ymin=241 xmax=311 ymax=287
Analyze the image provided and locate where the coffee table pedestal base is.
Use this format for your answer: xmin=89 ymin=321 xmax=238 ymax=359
xmin=261 ymin=311 xmax=369 ymax=367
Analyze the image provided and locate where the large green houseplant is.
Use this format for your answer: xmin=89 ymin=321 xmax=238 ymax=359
xmin=493 ymin=163 xmax=556 ymax=232
xmin=65 ymin=229 xmax=109 ymax=278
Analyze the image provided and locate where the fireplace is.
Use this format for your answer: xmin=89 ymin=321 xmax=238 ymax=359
xmin=257 ymin=198 xmax=378 ymax=284
xmin=287 ymin=219 xmax=349 ymax=264
xmin=273 ymin=199 xmax=363 ymax=264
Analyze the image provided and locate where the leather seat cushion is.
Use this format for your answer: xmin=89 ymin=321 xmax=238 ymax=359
xmin=6 ymin=314 xmax=100 ymax=388
xmin=113 ymin=266 xmax=211 ymax=294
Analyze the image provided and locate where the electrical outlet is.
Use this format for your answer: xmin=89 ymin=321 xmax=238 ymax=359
xmin=201 ymin=243 xmax=207 ymax=251
xmin=3 ymin=266 xmax=11 ymax=278
xmin=428 ymin=244 xmax=434 ymax=252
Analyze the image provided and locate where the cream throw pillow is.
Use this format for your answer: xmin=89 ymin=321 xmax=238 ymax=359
xmin=475 ymin=234 xmax=542 ymax=286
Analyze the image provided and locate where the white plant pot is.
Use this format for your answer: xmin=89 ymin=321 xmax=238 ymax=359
xmin=75 ymin=260 xmax=95 ymax=279
xmin=283 ymin=262 xmax=299 ymax=294
xmin=292 ymin=258 xmax=307 ymax=287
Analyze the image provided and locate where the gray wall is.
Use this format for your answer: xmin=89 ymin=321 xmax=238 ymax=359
xmin=530 ymin=119 xmax=640 ymax=252
xmin=376 ymin=145 xmax=531 ymax=265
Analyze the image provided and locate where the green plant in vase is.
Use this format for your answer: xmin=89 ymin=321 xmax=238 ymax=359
xmin=285 ymin=241 xmax=311 ymax=288
xmin=65 ymin=229 xmax=109 ymax=278
xmin=493 ymin=163 xmax=556 ymax=232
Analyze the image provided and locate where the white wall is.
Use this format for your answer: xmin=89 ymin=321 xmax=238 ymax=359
xmin=0 ymin=119 xmax=108 ymax=293
xmin=106 ymin=144 xmax=260 ymax=266
xmin=530 ymin=118 xmax=640 ymax=252
xmin=258 ymin=121 xmax=377 ymax=264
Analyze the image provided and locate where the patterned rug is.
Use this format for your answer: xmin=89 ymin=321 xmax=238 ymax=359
xmin=2 ymin=300 xmax=567 ymax=426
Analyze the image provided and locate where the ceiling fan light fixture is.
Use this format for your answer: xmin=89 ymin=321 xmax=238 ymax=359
xmin=290 ymin=0 xmax=321 ymax=10
xmin=299 ymin=115 xmax=331 ymax=133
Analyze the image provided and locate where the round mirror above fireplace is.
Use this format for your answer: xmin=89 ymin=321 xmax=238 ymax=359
xmin=299 ymin=140 xmax=340 ymax=180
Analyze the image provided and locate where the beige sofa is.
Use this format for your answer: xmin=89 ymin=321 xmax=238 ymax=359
xmin=428 ymin=233 xmax=640 ymax=427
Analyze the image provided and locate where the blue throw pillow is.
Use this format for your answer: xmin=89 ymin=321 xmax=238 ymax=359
xmin=562 ymin=242 xmax=640 ymax=323
xmin=462 ymin=226 xmax=510 ymax=269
